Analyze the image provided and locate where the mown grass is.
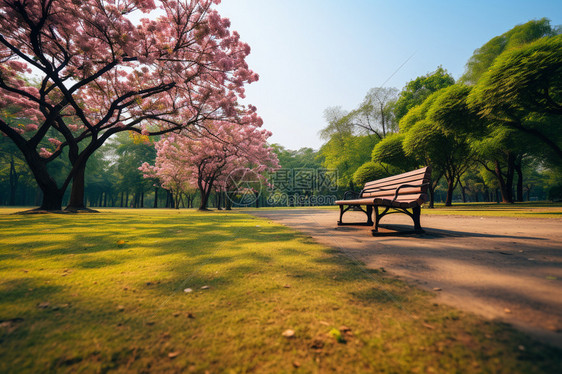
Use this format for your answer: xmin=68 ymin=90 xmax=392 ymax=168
xmin=0 ymin=208 xmax=560 ymax=373
xmin=422 ymin=202 xmax=562 ymax=218
xmin=246 ymin=202 xmax=562 ymax=218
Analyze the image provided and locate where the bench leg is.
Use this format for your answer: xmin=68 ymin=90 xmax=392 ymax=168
xmin=337 ymin=204 xmax=374 ymax=226
xmin=373 ymin=206 xmax=380 ymax=232
xmin=412 ymin=206 xmax=424 ymax=233
xmin=366 ymin=205 xmax=374 ymax=226
xmin=338 ymin=205 xmax=344 ymax=225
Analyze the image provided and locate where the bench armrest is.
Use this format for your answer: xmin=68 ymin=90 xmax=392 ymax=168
xmin=392 ymin=183 xmax=430 ymax=201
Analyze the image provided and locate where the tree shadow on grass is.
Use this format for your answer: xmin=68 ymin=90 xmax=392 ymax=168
xmin=2 ymin=210 xmax=562 ymax=373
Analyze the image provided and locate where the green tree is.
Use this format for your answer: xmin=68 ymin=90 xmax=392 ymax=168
xmin=347 ymin=87 xmax=399 ymax=139
xmin=319 ymin=107 xmax=379 ymax=189
xmin=468 ymin=34 xmax=562 ymax=160
xmin=460 ymin=18 xmax=558 ymax=85
xmin=318 ymin=134 xmax=378 ymax=189
xmin=393 ymin=67 xmax=455 ymax=123
xmin=113 ymin=133 xmax=157 ymax=208
xmin=352 ymin=161 xmax=402 ymax=187
xmin=271 ymin=145 xmax=321 ymax=170
xmin=401 ymin=85 xmax=477 ymax=206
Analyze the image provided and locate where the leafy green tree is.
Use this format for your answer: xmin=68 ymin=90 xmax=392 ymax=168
xmin=461 ymin=18 xmax=558 ymax=85
xmin=319 ymin=107 xmax=379 ymax=189
xmin=271 ymin=145 xmax=321 ymax=170
xmin=371 ymin=133 xmax=417 ymax=172
xmin=352 ymin=161 xmax=401 ymax=187
xmin=393 ymin=67 xmax=455 ymax=123
xmin=347 ymin=87 xmax=399 ymax=139
xmin=113 ymin=133 xmax=157 ymax=208
xmin=401 ymin=85 xmax=477 ymax=206
xmin=319 ymin=134 xmax=378 ymax=189
xmin=319 ymin=107 xmax=354 ymax=140
xmin=468 ymin=34 xmax=562 ymax=160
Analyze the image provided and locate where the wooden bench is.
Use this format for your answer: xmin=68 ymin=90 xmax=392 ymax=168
xmin=335 ymin=166 xmax=431 ymax=234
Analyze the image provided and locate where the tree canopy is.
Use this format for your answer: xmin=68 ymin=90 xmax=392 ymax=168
xmin=461 ymin=18 xmax=559 ymax=85
xmin=468 ymin=34 xmax=562 ymax=160
xmin=0 ymin=0 xmax=260 ymax=211
xmin=393 ymin=67 xmax=455 ymax=123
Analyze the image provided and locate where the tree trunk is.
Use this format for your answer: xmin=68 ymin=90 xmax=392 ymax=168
xmin=515 ymin=162 xmax=524 ymax=202
xmin=199 ymin=189 xmax=211 ymax=210
xmin=494 ymin=160 xmax=512 ymax=203
xmin=459 ymin=180 xmax=467 ymax=203
xmin=20 ymin=151 xmax=65 ymax=211
xmin=9 ymin=156 xmax=19 ymax=206
xmin=226 ymin=191 xmax=232 ymax=210
xmin=428 ymin=184 xmax=435 ymax=208
xmin=445 ymin=179 xmax=455 ymax=206
xmin=66 ymin=163 xmax=87 ymax=211
xmin=505 ymin=153 xmax=515 ymax=203
xmin=153 ymin=186 xmax=158 ymax=208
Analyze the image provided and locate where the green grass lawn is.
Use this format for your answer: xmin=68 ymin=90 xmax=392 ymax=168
xmin=247 ymin=202 xmax=562 ymax=219
xmin=422 ymin=202 xmax=562 ymax=218
xmin=0 ymin=208 xmax=560 ymax=373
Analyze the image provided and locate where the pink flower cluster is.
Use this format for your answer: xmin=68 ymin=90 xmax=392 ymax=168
xmin=1 ymin=0 xmax=262 ymax=166
xmin=140 ymin=120 xmax=279 ymax=201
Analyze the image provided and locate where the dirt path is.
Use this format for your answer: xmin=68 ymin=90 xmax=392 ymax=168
xmin=246 ymin=209 xmax=562 ymax=348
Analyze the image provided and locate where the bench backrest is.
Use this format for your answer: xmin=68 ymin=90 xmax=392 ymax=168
xmin=361 ymin=166 xmax=431 ymax=202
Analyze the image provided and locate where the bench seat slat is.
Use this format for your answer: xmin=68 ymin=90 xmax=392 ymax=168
xmin=363 ymin=167 xmax=429 ymax=187
xmin=363 ymin=178 xmax=429 ymax=191
xmin=362 ymin=186 xmax=424 ymax=198
xmin=336 ymin=194 xmax=428 ymax=208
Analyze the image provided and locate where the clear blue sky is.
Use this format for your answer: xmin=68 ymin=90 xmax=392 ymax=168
xmin=216 ymin=0 xmax=562 ymax=150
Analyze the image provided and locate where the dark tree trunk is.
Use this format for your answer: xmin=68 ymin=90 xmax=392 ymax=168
xmin=23 ymin=151 xmax=65 ymax=211
xmin=120 ymin=192 xmax=124 ymax=207
xmin=9 ymin=156 xmax=19 ymax=206
xmin=515 ymin=162 xmax=524 ymax=202
xmin=445 ymin=179 xmax=455 ymax=206
xmin=225 ymin=191 xmax=232 ymax=210
xmin=505 ymin=153 xmax=515 ymax=203
xmin=153 ymin=186 xmax=158 ymax=208
xmin=66 ymin=163 xmax=87 ymax=211
xmin=215 ymin=191 xmax=221 ymax=210
xmin=459 ymin=180 xmax=467 ymax=203
xmin=198 ymin=176 xmax=217 ymax=211
xmin=199 ymin=188 xmax=211 ymax=210
xmin=428 ymin=184 xmax=435 ymax=208
xmin=494 ymin=160 xmax=513 ymax=203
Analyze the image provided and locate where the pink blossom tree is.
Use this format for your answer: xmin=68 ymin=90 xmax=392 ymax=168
xmin=139 ymin=135 xmax=195 ymax=209
xmin=140 ymin=120 xmax=279 ymax=210
xmin=0 ymin=0 xmax=259 ymax=211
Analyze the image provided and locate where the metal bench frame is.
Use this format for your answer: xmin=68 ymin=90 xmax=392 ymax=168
xmin=336 ymin=168 xmax=431 ymax=234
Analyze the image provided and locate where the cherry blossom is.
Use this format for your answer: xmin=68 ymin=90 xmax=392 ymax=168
xmin=0 ymin=0 xmax=260 ymax=211
xmin=141 ymin=120 xmax=279 ymax=210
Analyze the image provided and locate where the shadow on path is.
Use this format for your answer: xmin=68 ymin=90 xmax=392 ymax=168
xmin=246 ymin=208 xmax=562 ymax=348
